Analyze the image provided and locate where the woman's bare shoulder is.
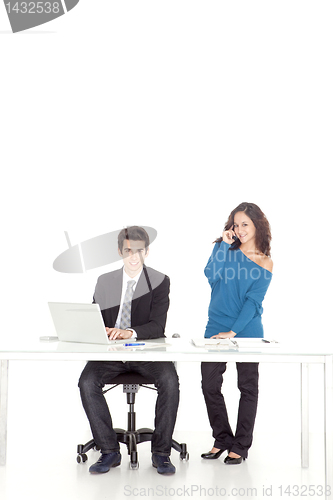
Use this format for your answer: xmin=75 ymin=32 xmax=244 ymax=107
xmin=261 ymin=255 xmax=273 ymax=273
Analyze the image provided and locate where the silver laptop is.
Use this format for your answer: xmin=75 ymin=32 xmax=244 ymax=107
xmin=48 ymin=302 xmax=124 ymax=345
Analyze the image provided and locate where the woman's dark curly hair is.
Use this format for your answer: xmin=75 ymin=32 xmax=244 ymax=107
xmin=214 ymin=202 xmax=272 ymax=257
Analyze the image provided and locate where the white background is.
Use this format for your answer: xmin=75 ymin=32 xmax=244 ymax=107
xmin=0 ymin=0 xmax=332 ymax=452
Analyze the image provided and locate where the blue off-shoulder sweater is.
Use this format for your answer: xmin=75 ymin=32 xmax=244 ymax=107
xmin=204 ymin=241 xmax=272 ymax=338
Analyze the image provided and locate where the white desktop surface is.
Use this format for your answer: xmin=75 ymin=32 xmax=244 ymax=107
xmin=1 ymin=336 xmax=332 ymax=499
xmin=0 ymin=337 xmax=331 ymax=362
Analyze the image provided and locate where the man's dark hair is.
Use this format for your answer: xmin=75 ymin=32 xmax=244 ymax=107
xmin=118 ymin=226 xmax=150 ymax=253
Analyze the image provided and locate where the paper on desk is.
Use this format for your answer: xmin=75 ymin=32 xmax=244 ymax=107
xmin=191 ymin=338 xmax=233 ymax=348
xmin=233 ymin=339 xmax=280 ymax=349
xmin=191 ymin=338 xmax=279 ymax=349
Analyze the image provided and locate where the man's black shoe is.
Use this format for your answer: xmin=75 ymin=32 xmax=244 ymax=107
xmin=152 ymin=454 xmax=176 ymax=475
xmin=89 ymin=452 xmax=121 ymax=474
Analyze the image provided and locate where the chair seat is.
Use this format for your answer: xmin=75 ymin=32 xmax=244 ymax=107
xmin=109 ymin=372 xmax=155 ymax=385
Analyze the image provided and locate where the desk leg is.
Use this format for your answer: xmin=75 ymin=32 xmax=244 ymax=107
xmin=301 ymin=363 xmax=309 ymax=468
xmin=324 ymin=356 xmax=333 ymax=500
xmin=0 ymin=360 xmax=9 ymax=466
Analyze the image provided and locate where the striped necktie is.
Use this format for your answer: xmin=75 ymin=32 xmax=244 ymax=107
xmin=119 ymin=280 xmax=135 ymax=330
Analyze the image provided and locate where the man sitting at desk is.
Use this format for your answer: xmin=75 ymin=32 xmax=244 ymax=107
xmin=78 ymin=226 xmax=179 ymax=475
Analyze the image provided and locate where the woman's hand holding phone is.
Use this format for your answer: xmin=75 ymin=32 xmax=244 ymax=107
xmin=222 ymin=229 xmax=236 ymax=244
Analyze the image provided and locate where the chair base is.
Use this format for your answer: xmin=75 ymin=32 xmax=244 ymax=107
xmin=77 ymin=431 xmax=189 ymax=468
xmin=77 ymin=379 xmax=189 ymax=468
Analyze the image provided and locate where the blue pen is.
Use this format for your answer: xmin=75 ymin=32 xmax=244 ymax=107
xmin=124 ymin=342 xmax=145 ymax=347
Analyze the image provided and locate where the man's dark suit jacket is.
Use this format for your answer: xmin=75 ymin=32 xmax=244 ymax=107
xmin=93 ymin=265 xmax=170 ymax=340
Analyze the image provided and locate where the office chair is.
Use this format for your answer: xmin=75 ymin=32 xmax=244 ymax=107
xmin=77 ymin=371 xmax=189 ymax=469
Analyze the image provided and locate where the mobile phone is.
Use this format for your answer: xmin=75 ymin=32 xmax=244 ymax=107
xmin=231 ymin=226 xmax=238 ymax=241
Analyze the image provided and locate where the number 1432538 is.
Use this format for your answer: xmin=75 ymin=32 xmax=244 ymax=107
xmin=5 ymin=2 xmax=60 ymax=14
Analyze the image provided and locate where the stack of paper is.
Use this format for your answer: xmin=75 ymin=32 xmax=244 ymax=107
xmin=191 ymin=338 xmax=279 ymax=349
xmin=191 ymin=338 xmax=233 ymax=348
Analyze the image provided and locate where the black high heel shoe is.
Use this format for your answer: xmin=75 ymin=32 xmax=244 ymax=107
xmin=201 ymin=449 xmax=224 ymax=459
xmin=224 ymin=455 xmax=245 ymax=465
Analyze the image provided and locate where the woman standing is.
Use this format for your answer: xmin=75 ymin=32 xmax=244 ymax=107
xmin=201 ymin=202 xmax=273 ymax=464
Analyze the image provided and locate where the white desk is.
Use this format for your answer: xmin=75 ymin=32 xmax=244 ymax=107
xmin=1 ymin=338 xmax=332 ymax=498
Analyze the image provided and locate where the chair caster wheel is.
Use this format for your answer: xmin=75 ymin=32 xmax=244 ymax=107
xmin=180 ymin=443 xmax=189 ymax=461
xmin=77 ymin=453 xmax=88 ymax=463
xmin=130 ymin=451 xmax=139 ymax=469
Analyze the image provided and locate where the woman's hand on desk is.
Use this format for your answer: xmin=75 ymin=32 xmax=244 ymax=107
xmin=211 ymin=331 xmax=237 ymax=339
xmin=106 ymin=328 xmax=134 ymax=340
